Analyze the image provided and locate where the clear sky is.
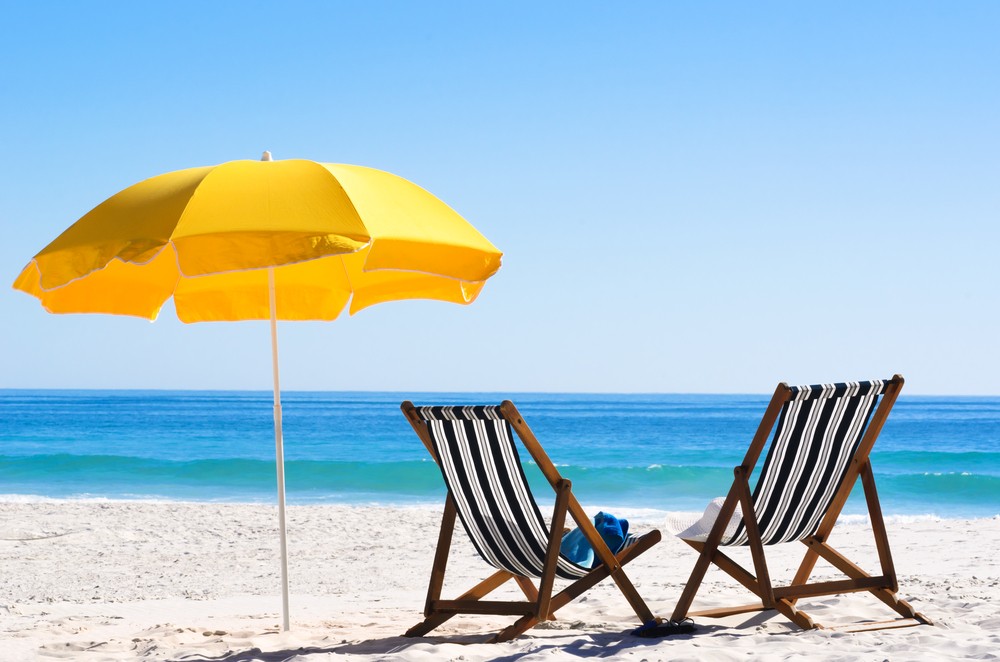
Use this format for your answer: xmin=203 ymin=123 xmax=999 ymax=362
xmin=1 ymin=2 xmax=997 ymax=395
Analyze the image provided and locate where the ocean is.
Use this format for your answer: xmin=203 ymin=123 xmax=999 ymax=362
xmin=1 ymin=390 xmax=997 ymax=518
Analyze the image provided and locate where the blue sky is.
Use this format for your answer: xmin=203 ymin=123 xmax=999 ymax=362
xmin=2 ymin=2 xmax=997 ymax=395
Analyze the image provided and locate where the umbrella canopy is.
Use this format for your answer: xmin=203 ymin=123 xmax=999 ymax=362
xmin=13 ymin=153 xmax=502 ymax=630
xmin=14 ymin=156 xmax=501 ymax=319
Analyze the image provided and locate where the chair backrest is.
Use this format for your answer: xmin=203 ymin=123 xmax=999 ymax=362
xmin=724 ymin=379 xmax=890 ymax=546
xmin=412 ymin=405 xmax=590 ymax=579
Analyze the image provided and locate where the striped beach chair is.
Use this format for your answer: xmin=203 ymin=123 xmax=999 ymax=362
xmin=401 ymin=400 xmax=663 ymax=642
xmin=669 ymin=375 xmax=931 ymax=631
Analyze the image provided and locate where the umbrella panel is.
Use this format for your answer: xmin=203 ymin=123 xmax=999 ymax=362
xmin=14 ymin=246 xmax=490 ymax=323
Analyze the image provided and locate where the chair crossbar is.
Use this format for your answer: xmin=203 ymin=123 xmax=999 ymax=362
xmin=432 ymin=600 xmax=537 ymax=616
xmin=772 ymin=577 xmax=888 ymax=600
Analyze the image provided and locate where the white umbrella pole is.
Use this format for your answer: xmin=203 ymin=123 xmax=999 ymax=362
xmin=268 ymin=267 xmax=291 ymax=632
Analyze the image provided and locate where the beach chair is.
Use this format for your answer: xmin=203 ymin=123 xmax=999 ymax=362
xmin=401 ymin=400 xmax=663 ymax=642
xmin=669 ymin=375 xmax=931 ymax=631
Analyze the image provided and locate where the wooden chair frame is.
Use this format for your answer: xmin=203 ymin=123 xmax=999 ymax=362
xmin=670 ymin=375 xmax=932 ymax=631
xmin=402 ymin=400 xmax=662 ymax=643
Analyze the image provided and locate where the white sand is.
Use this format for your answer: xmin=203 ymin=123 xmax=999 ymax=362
xmin=1 ymin=500 xmax=998 ymax=661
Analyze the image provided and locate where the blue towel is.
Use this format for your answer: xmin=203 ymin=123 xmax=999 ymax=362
xmin=559 ymin=527 xmax=594 ymax=566
xmin=560 ymin=511 xmax=630 ymax=568
xmin=594 ymin=511 xmax=629 ymax=554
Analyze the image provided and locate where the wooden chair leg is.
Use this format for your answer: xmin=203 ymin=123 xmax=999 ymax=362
xmin=804 ymin=538 xmax=930 ymax=623
xmin=547 ymin=530 xmax=661 ymax=619
xmin=789 ymin=543 xmax=821 ymax=599
xmin=735 ymin=469 xmax=774 ymax=608
xmin=406 ymin=496 xmax=521 ymax=639
xmin=678 ymin=540 xmax=819 ymax=629
xmin=405 ymin=569 xmax=516 ymax=637
xmin=409 ymin=531 xmax=661 ymax=641
xmin=671 ymin=536 xmax=721 ymax=622
xmin=513 ymin=575 xmax=539 ymax=601
xmin=514 ymin=575 xmax=558 ymax=622
xmin=773 ymin=599 xmax=818 ymax=629
xmin=606 ymin=561 xmax=656 ymax=625
xmin=672 ymin=474 xmax=752 ymax=622
xmin=489 ymin=530 xmax=661 ymax=642
xmin=422 ymin=496 xmax=458 ymax=616
xmin=789 ymin=463 xmax=931 ymax=627
xmin=860 ymin=461 xmax=898 ymax=591
xmin=536 ymin=480 xmax=572 ymax=621
xmin=489 ymin=613 xmax=540 ymax=643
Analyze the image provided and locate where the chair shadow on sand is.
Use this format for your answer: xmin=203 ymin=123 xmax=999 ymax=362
xmin=167 ymin=646 xmax=341 ymax=662
xmin=169 ymin=626 xmax=704 ymax=662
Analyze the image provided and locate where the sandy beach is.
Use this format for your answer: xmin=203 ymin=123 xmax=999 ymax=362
xmin=1 ymin=501 xmax=998 ymax=661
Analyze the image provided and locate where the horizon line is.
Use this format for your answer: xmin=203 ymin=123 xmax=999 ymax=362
xmin=1 ymin=386 xmax=997 ymax=398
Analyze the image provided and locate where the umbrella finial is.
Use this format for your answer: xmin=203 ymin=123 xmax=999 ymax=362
xmin=262 ymin=151 xmax=273 ymax=162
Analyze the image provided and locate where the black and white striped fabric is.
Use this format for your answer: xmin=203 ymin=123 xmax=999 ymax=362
xmin=414 ymin=405 xmax=597 ymax=580
xmin=723 ymin=380 xmax=888 ymax=546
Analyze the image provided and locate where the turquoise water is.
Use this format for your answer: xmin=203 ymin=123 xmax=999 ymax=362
xmin=1 ymin=390 xmax=997 ymax=517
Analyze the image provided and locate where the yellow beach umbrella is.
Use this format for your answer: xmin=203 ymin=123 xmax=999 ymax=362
xmin=13 ymin=152 xmax=502 ymax=629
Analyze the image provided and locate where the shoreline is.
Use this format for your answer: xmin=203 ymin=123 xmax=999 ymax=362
xmin=2 ymin=500 xmax=998 ymax=660
xmin=2 ymin=492 xmax=996 ymax=522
